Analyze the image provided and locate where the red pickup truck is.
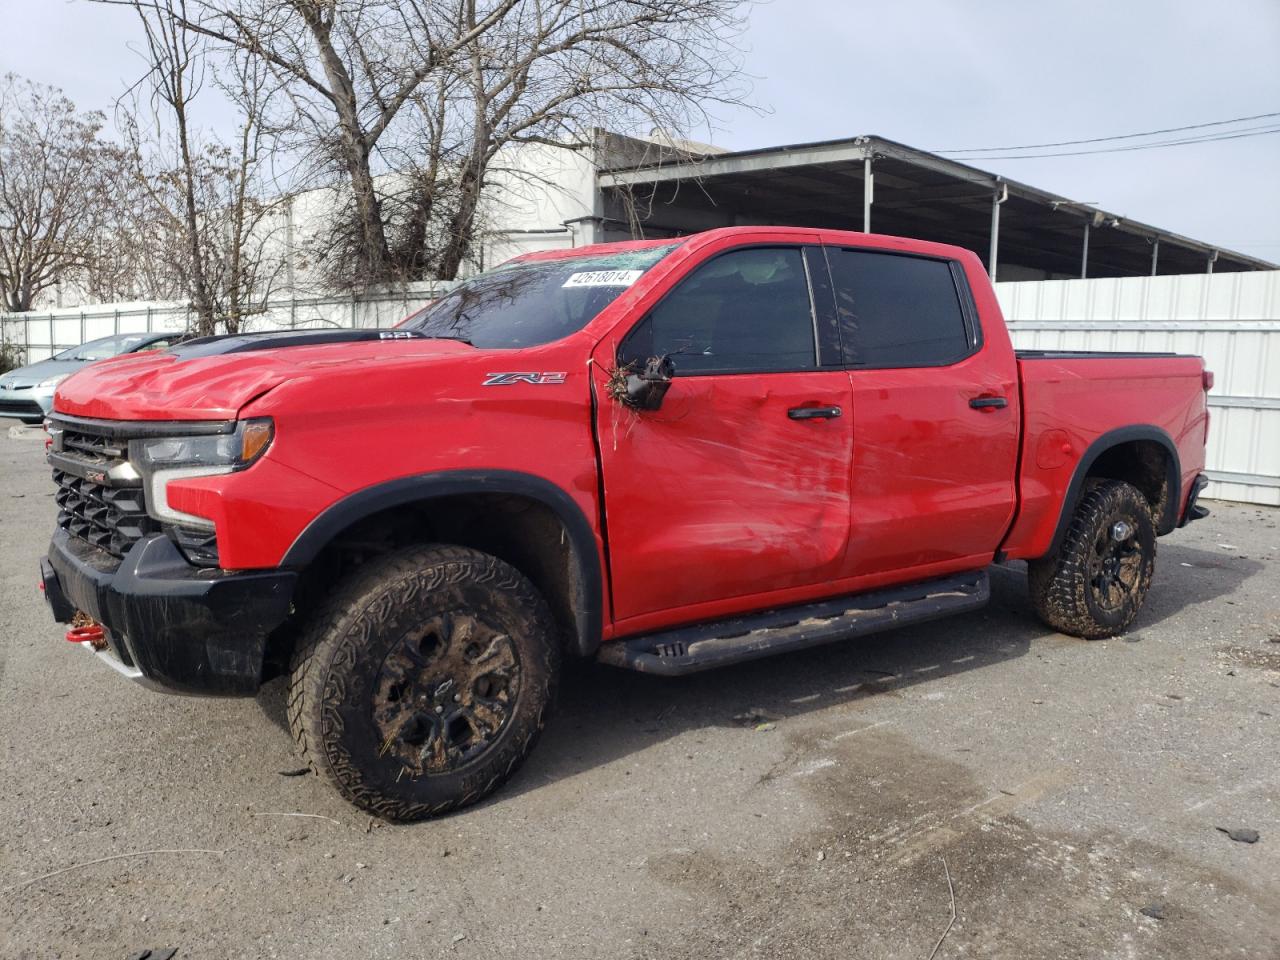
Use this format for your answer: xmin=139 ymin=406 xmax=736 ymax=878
xmin=39 ymin=226 xmax=1211 ymax=819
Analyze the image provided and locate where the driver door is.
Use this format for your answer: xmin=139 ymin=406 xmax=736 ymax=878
xmin=591 ymin=242 xmax=854 ymax=630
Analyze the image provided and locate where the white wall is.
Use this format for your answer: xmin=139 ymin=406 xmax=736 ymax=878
xmin=477 ymin=141 xmax=598 ymax=267
xmin=277 ymin=142 xmax=598 ymax=290
xmin=996 ymin=271 xmax=1280 ymax=506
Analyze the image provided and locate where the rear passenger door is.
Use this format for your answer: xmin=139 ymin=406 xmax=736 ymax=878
xmin=824 ymin=246 xmax=1019 ymax=578
xmin=592 ymin=242 xmax=854 ymax=628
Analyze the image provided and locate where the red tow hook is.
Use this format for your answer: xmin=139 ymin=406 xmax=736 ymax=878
xmin=66 ymin=623 xmax=108 ymax=651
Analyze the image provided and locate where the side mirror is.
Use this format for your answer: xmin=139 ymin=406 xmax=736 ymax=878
xmin=624 ymin=354 xmax=675 ymax=411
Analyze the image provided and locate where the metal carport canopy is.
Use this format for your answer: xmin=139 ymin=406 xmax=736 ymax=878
xmin=596 ymin=135 xmax=1275 ymax=280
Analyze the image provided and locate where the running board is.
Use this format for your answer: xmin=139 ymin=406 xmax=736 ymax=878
xmin=596 ymin=570 xmax=990 ymax=676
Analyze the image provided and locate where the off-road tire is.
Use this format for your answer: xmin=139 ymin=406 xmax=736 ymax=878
xmin=287 ymin=544 xmax=560 ymax=821
xmin=1027 ymin=480 xmax=1157 ymax=640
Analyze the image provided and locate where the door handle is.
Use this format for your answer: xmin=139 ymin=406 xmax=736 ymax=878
xmin=969 ymin=396 xmax=1008 ymax=410
xmin=788 ymin=405 xmax=843 ymax=420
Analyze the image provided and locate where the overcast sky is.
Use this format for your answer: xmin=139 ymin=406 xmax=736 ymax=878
xmin=5 ymin=0 xmax=1279 ymax=261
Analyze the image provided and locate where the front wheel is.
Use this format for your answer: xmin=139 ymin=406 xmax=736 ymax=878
xmin=1027 ymin=480 xmax=1157 ymax=639
xmin=287 ymin=544 xmax=560 ymax=821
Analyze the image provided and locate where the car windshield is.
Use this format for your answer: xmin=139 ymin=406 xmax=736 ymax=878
xmin=404 ymin=243 xmax=682 ymax=348
xmin=54 ymin=333 xmax=155 ymax=361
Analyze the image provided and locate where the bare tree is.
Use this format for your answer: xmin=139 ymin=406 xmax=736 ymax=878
xmin=98 ymin=0 xmax=524 ymax=286
xmin=80 ymin=142 xmax=188 ymax=303
xmin=0 ymin=76 xmax=116 ymax=312
xmin=121 ymin=0 xmax=287 ymax=334
xmin=431 ymin=0 xmax=748 ymax=279
xmin=210 ymin=55 xmax=290 ymax=331
xmin=93 ymin=0 xmax=750 ymax=290
xmin=136 ymin=0 xmax=217 ymax=326
xmin=358 ymin=63 xmax=466 ymax=286
xmin=0 ymin=326 xmax=24 ymax=372
xmin=314 ymin=74 xmax=468 ymax=289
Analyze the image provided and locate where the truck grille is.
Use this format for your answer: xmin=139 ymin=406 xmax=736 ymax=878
xmin=50 ymin=422 xmax=158 ymax=558
xmin=52 ymin=469 xmax=155 ymax=557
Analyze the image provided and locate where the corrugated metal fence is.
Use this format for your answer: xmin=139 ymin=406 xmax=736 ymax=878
xmin=996 ymin=270 xmax=1280 ymax=506
xmin=0 ymin=282 xmax=456 ymax=364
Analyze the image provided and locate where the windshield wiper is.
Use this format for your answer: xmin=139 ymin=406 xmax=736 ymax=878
xmin=420 ymin=334 xmax=474 ymax=346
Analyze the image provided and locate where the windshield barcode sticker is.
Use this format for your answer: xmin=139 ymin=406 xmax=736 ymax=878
xmin=562 ymin=270 xmax=644 ymax=288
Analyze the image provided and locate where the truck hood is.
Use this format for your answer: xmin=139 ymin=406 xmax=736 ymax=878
xmin=53 ymin=329 xmax=473 ymax=421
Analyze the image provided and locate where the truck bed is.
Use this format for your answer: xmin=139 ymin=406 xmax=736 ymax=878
xmin=1000 ymin=350 xmax=1209 ymax=561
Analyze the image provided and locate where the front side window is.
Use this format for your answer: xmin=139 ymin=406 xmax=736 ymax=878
xmin=405 ymin=243 xmax=680 ymax=348
xmin=620 ymin=246 xmax=817 ymax=375
xmin=827 ymin=249 xmax=971 ymax=367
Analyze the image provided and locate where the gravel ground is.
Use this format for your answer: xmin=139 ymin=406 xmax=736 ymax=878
xmin=1 ymin=418 xmax=1277 ymax=960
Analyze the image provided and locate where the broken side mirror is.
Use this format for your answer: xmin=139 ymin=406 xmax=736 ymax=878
xmin=624 ymin=354 xmax=675 ymax=411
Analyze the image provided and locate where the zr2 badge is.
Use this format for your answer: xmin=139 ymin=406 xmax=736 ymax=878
xmin=483 ymin=372 xmax=567 ymax=386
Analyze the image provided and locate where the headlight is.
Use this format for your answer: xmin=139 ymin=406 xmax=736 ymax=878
xmin=38 ymin=374 xmax=70 ymax=389
xmin=129 ymin=418 xmax=274 ymax=529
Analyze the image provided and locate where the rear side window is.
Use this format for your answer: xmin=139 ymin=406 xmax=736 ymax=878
xmin=620 ymin=246 xmax=817 ymax=375
xmin=827 ymin=249 xmax=971 ymax=367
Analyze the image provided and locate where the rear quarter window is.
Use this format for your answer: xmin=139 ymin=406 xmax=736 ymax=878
xmin=827 ymin=249 xmax=972 ymax=367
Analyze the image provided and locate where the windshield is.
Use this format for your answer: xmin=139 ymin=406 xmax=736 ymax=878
xmin=54 ymin=333 xmax=156 ymax=362
xmin=405 ymin=243 xmax=681 ymax=348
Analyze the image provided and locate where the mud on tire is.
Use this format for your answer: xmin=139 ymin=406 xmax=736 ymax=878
xmin=1027 ymin=479 xmax=1157 ymax=640
xmin=287 ymin=544 xmax=560 ymax=821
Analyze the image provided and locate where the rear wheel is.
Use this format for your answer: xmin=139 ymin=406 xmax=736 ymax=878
xmin=288 ymin=544 xmax=560 ymax=820
xmin=1027 ymin=480 xmax=1156 ymax=639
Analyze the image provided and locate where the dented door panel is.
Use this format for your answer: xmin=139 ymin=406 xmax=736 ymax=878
xmin=593 ymin=367 xmax=854 ymax=621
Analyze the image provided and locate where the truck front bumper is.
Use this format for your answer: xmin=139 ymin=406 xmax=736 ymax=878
xmin=41 ymin=529 xmax=296 ymax=695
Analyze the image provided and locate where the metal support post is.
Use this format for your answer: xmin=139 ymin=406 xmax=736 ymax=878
xmin=989 ymin=182 xmax=1008 ymax=281
xmin=863 ymin=156 xmax=873 ymax=233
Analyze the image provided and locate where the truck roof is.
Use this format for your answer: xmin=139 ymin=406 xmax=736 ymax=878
xmin=509 ymin=235 xmax=687 ymax=264
xmin=507 ymin=225 xmax=978 ymax=267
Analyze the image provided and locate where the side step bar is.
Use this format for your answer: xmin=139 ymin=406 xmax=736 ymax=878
xmin=597 ymin=570 xmax=990 ymax=676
